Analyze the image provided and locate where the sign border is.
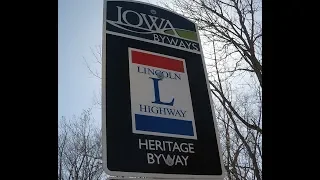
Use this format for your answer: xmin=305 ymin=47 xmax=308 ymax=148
xmin=128 ymin=47 xmax=198 ymax=140
xmin=102 ymin=0 xmax=226 ymax=179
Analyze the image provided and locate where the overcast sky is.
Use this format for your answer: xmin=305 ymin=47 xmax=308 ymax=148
xmin=58 ymin=0 xmax=163 ymax=127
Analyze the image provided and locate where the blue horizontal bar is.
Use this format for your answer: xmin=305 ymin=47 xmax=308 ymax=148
xmin=135 ymin=114 xmax=194 ymax=136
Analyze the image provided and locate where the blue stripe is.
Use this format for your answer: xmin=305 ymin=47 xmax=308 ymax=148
xmin=135 ymin=114 xmax=194 ymax=136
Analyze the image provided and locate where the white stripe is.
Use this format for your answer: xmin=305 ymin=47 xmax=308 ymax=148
xmin=133 ymin=130 xmax=197 ymax=140
xmin=105 ymin=30 xmax=202 ymax=54
xmin=106 ymin=20 xmax=200 ymax=43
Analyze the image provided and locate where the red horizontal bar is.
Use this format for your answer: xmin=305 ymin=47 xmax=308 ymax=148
xmin=131 ymin=50 xmax=184 ymax=73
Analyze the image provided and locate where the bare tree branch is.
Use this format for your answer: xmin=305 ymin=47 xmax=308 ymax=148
xmin=58 ymin=109 xmax=105 ymax=180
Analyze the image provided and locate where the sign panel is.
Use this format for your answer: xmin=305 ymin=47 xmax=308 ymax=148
xmin=129 ymin=48 xmax=197 ymax=140
xmin=102 ymin=0 xmax=225 ymax=179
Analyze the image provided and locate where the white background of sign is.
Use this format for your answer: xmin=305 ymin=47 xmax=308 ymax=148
xmin=128 ymin=48 xmax=197 ymax=140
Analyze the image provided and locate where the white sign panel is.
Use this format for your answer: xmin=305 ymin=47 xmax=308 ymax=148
xmin=128 ymin=48 xmax=197 ymax=140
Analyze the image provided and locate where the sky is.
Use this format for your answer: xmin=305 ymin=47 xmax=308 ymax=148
xmin=58 ymin=0 xmax=161 ymax=128
xmin=58 ymin=0 xmax=257 ymax=128
xmin=59 ymin=0 xmax=103 ymax=127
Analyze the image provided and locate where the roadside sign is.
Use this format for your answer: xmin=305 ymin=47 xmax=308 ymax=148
xmin=102 ymin=0 xmax=225 ymax=179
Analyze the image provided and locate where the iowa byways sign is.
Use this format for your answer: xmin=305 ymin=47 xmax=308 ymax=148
xmin=102 ymin=0 xmax=225 ymax=179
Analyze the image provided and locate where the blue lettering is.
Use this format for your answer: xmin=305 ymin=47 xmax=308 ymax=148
xmin=174 ymin=73 xmax=181 ymax=80
xmin=149 ymin=77 xmax=175 ymax=106
xmin=159 ymin=107 xmax=166 ymax=115
xmin=137 ymin=66 xmax=144 ymax=73
xmin=147 ymin=68 xmax=155 ymax=75
xmin=140 ymin=104 xmax=147 ymax=112
xmin=166 ymin=108 xmax=175 ymax=116
xmin=151 ymin=106 xmax=158 ymax=114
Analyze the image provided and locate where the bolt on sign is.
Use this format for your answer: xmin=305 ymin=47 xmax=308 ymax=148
xmin=102 ymin=0 xmax=226 ymax=179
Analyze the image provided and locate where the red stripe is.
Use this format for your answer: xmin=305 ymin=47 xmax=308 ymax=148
xmin=131 ymin=50 xmax=184 ymax=73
